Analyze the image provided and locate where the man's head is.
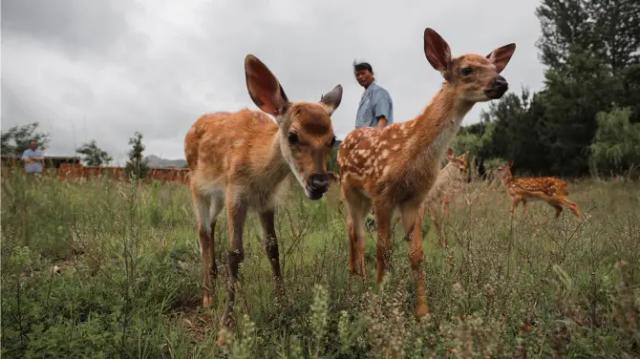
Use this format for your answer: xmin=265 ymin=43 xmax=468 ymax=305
xmin=354 ymin=62 xmax=374 ymax=88
xmin=29 ymin=140 xmax=38 ymax=150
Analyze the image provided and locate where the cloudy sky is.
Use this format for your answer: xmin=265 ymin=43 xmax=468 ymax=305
xmin=2 ymin=0 xmax=545 ymax=164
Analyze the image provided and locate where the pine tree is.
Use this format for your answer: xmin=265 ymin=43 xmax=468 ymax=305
xmin=125 ymin=132 xmax=149 ymax=179
xmin=76 ymin=140 xmax=112 ymax=166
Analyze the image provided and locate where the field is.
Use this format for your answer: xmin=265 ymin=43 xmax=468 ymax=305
xmin=2 ymin=170 xmax=639 ymax=358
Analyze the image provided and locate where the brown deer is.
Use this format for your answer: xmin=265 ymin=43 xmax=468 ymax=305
xmin=185 ymin=55 xmax=342 ymax=325
xmin=496 ymin=161 xmax=582 ymax=219
xmin=337 ymin=28 xmax=515 ymax=318
xmin=421 ymin=149 xmax=468 ymax=247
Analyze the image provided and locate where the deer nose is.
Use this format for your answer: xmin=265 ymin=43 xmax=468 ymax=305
xmin=493 ymin=76 xmax=508 ymax=92
xmin=309 ymin=173 xmax=329 ymax=191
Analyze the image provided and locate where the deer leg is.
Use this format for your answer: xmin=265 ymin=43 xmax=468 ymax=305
xmin=552 ymin=203 xmax=563 ymax=218
xmin=439 ymin=200 xmax=449 ymax=247
xmin=400 ymin=201 xmax=429 ymax=319
xmin=259 ymin=209 xmax=285 ymax=298
xmin=561 ymin=197 xmax=582 ymax=219
xmin=373 ymin=202 xmax=393 ymax=284
xmin=192 ymin=189 xmax=221 ymax=307
xmin=510 ymin=197 xmax=520 ymax=216
xmin=343 ymin=186 xmax=369 ymax=277
xmin=221 ymin=195 xmax=247 ymax=328
xmin=521 ymin=199 xmax=528 ymax=215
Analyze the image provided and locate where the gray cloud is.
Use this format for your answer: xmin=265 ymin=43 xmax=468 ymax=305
xmin=1 ymin=0 xmax=544 ymax=163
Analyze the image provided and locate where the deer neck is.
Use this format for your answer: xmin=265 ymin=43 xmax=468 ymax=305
xmin=257 ymin=129 xmax=291 ymax=185
xmin=410 ymin=85 xmax=474 ymax=171
xmin=500 ymin=172 xmax=513 ymax=187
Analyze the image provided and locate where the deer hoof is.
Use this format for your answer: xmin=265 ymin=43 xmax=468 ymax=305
xmin=221 ymin=309 xmax=236 ymax=329
xmin=415 ymin=302 xmax=430 ymax=319
xmin=202 ymin=293 xmax=214 ymax=307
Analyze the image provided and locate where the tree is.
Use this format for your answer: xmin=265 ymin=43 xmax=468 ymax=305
xmin=535 ymin=0 xmax=639 ymax=175
xmin=589 ymin=0 xmax=640 ymax=71
xmin=1 ymin=122 xmax=49 ymax=156
xmin=76 ymin=140 xmax=112 ymax=166
xmin=536 ymin=0 xmax=640 ymax=71
xmin=539 ymin=50 xmax=619 ymax=175
xmin=536 ymin=0 xmax=595 ymax=69
xmin=125 ymin=132 xmax=149 ymax=179
xmin=455 ymin=90 xmax=551 ymax=175
xmin=590 ymin=107 xmax=640 ymax=177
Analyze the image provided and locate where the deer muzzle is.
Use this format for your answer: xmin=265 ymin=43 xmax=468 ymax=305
xmin=485 ymin=76 xmax=508 ymax=99
xmin=307 ymin=173 xmax=329 ymax=200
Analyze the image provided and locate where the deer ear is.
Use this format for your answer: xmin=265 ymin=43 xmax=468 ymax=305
xmin=245 ymin=55 xmax=290 ymax=116
xmin=446 ymin=148 xmax=454 ymax=160
xmin=486 ymin=43 xmax=516 ymax=73
xmin=424 ymin=28 xmax=451 ymax=76
xmin=507 ymin=160 xmax=514 ymax=167
xmin=320 ymin=85 xmax=343 ymax=115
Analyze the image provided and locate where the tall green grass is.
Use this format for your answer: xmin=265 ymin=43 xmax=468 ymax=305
xmin=2 ymin=170 xmax=639 ymax=358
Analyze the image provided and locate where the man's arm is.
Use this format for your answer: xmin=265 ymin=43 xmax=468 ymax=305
xmin=22 ymin=152 xmax=33 ymax=164
xmin=376 ymin=116 xmax=388 ymax=128
xmin=373 ymin=89 xmax=393 ymax=128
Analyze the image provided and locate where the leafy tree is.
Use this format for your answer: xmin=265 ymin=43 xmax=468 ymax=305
xmin=533 ymin=0 xmax=639 ymax=175
xmin=589 ymin=0 xmax=640 ymax=71
xmin=539 ymin=50 xmax=619 ymax=175
xmin=536 ymin=0 xmax=595 ymax=69
xmin=125 ymin=132 xmax=149 ymax=179
xmin=76 ymin=140 xmax=112 ymax=166
xmin=455 ymin=90 xmax=550 ymax=175
xmin=618 ymin=64 xmax=640 ymax=122
xmin=536 ymin=0 xmax=640 ymax=71
xmin=1 ymin=122 xmax=49 ymax=156
xmin=590 ymin=107 xmax=640 ymax=176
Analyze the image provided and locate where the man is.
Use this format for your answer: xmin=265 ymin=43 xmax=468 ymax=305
xmin=353 ymin=62 xmax=394 ymax=230
xmin=22 ymin=140 xmax=45 ymax=174
xmin=354 ymin=62 xmax=393 ymax=128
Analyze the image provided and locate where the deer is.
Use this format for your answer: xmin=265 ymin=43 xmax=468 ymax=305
xmin=337 ymin=27 xmax=515 ymax=318
xmin=496 ymin=161 xmax=582 ymax=219
xmin=185 ymin=54 xmax=342 ymax=326
xmin=420 ymin=148 xmax=468 ymax=247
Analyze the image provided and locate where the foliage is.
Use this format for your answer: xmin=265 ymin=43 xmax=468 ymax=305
xmin=2 ymin=173 xmax=640 ymax=357
xmin=537 ymin=0 xmax=640 ymax=71
xmin=1 ymin=122 xmax=49 ymax=156
xmin=590 ymin=107 xmax=640 ymax=176
xmin=538 ymin=49 xmax=620 ymax=176
xmin=124 ymin=132 xmax=149 ymax=180
xmin=456 ymin=0 xmax=640 ymax=177
xmin=75 ymin=140 xmax=112 ymax=166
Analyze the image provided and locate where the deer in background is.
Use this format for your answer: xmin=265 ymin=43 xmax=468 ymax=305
xmin=496 ymin=161 xmax=582 ymax=219
xmin=185 ymin=55 xmax=342 ymax=326
xmin=338 ymin=28 xmax=515 ymax=318
xmin=421 ymin=149 xmax=468 ymax=247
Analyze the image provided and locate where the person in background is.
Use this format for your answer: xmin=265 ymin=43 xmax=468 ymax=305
xmin=22 ymin=140 xmax=45 ymax=175
xmin=353 ymin=62 xmax=394 ymax=230
xmin=354 ymin=61 xmax=393 ymax=129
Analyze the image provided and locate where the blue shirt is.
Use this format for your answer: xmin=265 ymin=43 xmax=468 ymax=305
xmin=22 ymin=149 xmax=44 ymax=173
xmin=355 ymin=82 xmax=393 ymax=128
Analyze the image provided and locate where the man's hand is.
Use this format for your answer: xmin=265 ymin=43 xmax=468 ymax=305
xmin=377 ymin=116 xmax=388 ymax=128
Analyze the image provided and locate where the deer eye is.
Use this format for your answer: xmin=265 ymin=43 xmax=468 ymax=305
xmin=461 ymin=67 xmax=473 ymax=76
xmin=288 ymin=132 xmax=299 ymax=145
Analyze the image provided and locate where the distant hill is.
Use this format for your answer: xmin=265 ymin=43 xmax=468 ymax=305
xmin=144 ymin=154 xmax=187 ymax=168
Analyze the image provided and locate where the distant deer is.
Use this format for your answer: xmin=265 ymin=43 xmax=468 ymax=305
xmin=337 ymin=28 xmax=515 ymax=318
xmin=421 ymin=149 xmax=468 ymax=247
xmin=496 ymin=161 xmax=582 ymax=219
xmin=185 ymin=55 xmax=342 ymax=325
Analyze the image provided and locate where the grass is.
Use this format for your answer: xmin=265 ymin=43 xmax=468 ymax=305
xmin=1 ymin=169 xmax=639 ymax=358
